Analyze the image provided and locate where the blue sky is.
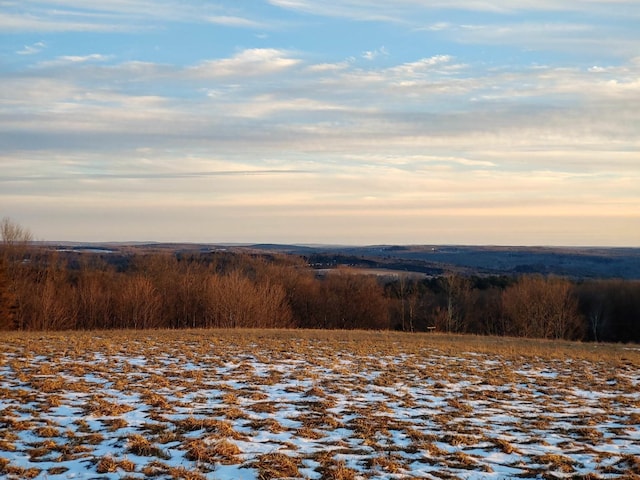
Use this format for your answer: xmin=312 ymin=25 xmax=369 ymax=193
xmin=1 ymin=1 xmax=639 ymax=245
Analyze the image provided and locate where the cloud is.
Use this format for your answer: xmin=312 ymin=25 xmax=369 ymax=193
xmin=16 ymin=41 xmax=46 ymax=55
xmin=306 ymin=61 xmax=352 ymax=72
xmin=35 ymin=54 xmax=111 ymax=68
xmin=447 ymin=22 xmax=638 ymax=57
xmin=0 ymin=1 xmax=264 ymax=32
xmin=4 ymin=51 xmax=639 ymax=152
xmin=268 ymin=1 xmax=639 ymax=57
xmin=266 ymin=1 xmax=402 ymax=22
xmin=0 ymin=9 xmax=142 ymax=33
xmin=269 ymin=0 xmax=640 ymax=18
xmin=205 ymin=15 xmax=265 ymax=28
xmin=362 ymin=46 xmax=389 ymax=61
xmin=387 ymin=55 xmax=458 ymax=76
xmin=189 ymin=49 xmax=301 ymax=78
xmin=227 ymin=94 xmax=353 ymax=119
xmin=0 ymin=169 xmax=308 ymax=183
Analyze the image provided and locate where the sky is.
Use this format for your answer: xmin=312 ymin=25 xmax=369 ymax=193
xmin=1 ymin=1 xmax=639 ymax=246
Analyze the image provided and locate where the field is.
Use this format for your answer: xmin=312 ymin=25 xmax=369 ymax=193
xmin=1 ymin=330 xmax=639 ymax=479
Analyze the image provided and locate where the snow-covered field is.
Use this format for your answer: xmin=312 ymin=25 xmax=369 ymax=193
xmin=1 ymin=330 xmax=639 ymax=479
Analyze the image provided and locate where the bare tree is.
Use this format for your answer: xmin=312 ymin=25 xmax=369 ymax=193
xmin=205 ymin=270 xmax=292 ymax=329
xmin=502 ymin=275 xmax=583 ymax=340
xmin=407 ymin=286 xmax=419 ymax=333
xmin=34 ymin=269 xmax=75 ymax=331
xmin=116 ymin=275 xmax=162 ymax=329
xmin=442 ymin=274 xmax=471 ymax=333
xmin=0 ymin=259 xmax=16 ymax=329
xmin=77 ymin=270 xmax=114 ymax=329
xmin=173 ymin=263 xmax=209 ymax=329
xmin=397 ymin=275 xmax=408 ymax=331
xmin=1 ymin=217 xmax=33 ymax=246
xmin=0 ymin=218 xmax=36 ymax=329
xmin=323 ymin=270 xmax=389 ymax=330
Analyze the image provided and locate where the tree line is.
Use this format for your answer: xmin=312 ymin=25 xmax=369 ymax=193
xmin=385 ymin=273 xmax=640 ymax=342
xmin=1 ymin=218 xmax=639 ymax=341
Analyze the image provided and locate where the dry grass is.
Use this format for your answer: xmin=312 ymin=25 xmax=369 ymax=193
xmin=296 ymin=426 xmax=325 ymax=439
xmin=184 ymin=438 xmax=241 ymax=465
xmin=34 ymin=425 xmax=60 ymax=437
xmin=367 ymin=453 xmax=405 ymax=473
xmin=0 ymin=328 xmax=638 ymax=479
xmin=491 ymin=437 xmax=521 ymax=454
xmin=96 ymin=455 xmax=135 ymax=473
xmin=142 ymin=391 xmax=174 ymax=411
xmin=532 ymin=453 xmax=578 ymax=473
xmin=251 ymin=452 xmax=301 ymax=480
xmin=103 ymin=417 xmax=129 ymax=431
xmin=126 ymin=433 xmax=171 ymax=459
xmin=248 ymin=417 xmax=287 ymax=433
xmin=84 ymin=395 xmax=135 ymax=416
xmin=317 ymin=458 xmax=358 ymax=480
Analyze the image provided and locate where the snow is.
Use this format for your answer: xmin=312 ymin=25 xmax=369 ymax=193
xmin=0 ymin=331 xmax=638 ymax=479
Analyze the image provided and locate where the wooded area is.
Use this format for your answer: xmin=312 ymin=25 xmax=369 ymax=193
xmin=1 ymin=218 xmax=639 ymax=341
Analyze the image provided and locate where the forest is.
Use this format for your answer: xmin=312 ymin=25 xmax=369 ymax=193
xmin=1 ymin=218 xmax=639 ymax=341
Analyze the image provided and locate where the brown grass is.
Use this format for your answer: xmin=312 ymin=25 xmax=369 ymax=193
xmin=47 ymin=466 xmax=70 ymax=475
xmin=1 ymin=328 xmax=639 ymax=479
xmin=251 ymin=452 xmax=301 ymax=480
xmin=183 ymin=438 xmax=241 ymax=465
xmin=84 ymin=395 xmax=134 ymax=416
xmin=35 ymin=425 xmax=60 ymax=438
xmin=368 ymin=454 xmax=405 ymax=473
xmin=96 ymin=455 xmax=118 ymax=473
xmin=142 ymin=391 xmax=174 ymax=411
xmin=167 ymin=465 xmax=207 ymax=480
xmin=317 ymin=458 xmax=358 ymax=480
xmin=533 ymin=453 xmax=577 ymax=473
xmin=248 ymin=417 xmax=287 ymax=433
xmin=296 ymin=426 xmax=325 ymax=439
xmin=102 ymin=417 xmax=129 ymax=431
xmin=126 ymin=433 xmax=171 ymax=459
xmin=210 ymin=439 xmax=242 ymax=464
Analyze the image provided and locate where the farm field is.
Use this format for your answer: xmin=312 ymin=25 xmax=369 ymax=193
xmin=1 ymin=330 xmax=639 ymax=479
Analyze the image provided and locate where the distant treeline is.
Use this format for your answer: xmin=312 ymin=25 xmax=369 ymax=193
xmin=1 ymin=244 xmax=639 ymax=342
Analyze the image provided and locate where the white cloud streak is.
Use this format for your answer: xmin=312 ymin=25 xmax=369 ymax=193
xmin=16 ymin=41 xmax=46 ymax=55
xmin=0 ymin=1 xmax=263 ymax=32
xmin=188 ymin=49 xmax=301 ymax=78
xmin=269 ymin=0 xmax=640 ymax=18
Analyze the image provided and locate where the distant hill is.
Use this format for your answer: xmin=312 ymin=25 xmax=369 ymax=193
xmin=246 ymin=244 xmax=640 ymax=280
xmin=41 ymin=242 xmax=640 ymax=279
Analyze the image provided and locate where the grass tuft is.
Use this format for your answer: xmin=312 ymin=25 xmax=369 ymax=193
xmin=251 ymin=452 xmax=301 ymax=480
xmin=126 ymin=433 xmax=171 ymax=460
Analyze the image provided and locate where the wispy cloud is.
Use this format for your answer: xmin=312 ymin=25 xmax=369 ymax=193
xmin=0 ymin=169 xmax=309 ymax=182
xmin=362 ymin=46 xmax=388 ymax=61
xmin=4 ymin=52 xmax=638 ymax=155
xmin=16 ymin=41 xmax=46 ymax=55
xmin=269 ymin=0 xmax=640 ymax=18
xmin=34 ymin=54 xmax=111 ymax=68
xmin=268 ymin=1 xmax=639 ymax=57
xmin=188 ymin=49 xmax=301 ymax=78
xmin=0 ymin=7 xmax=145 ymax=33
xmin=0 ymin=1 xmax=263 ymax=32
xmin=441 ymin=22 xmax=639 ymax=57
xmin=205 ymin=15 xmax=266 ymax=29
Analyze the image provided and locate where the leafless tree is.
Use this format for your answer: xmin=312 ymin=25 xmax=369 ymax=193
xmin=502 ymin=275 xmax=583 ymax=339
xmin=442 ymin=273 xmax=471 ymax=333
xmin=1 ymin=217 xmax=33 ymax=247
xmin=116 ymin=275 xmax=162 ymax=329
